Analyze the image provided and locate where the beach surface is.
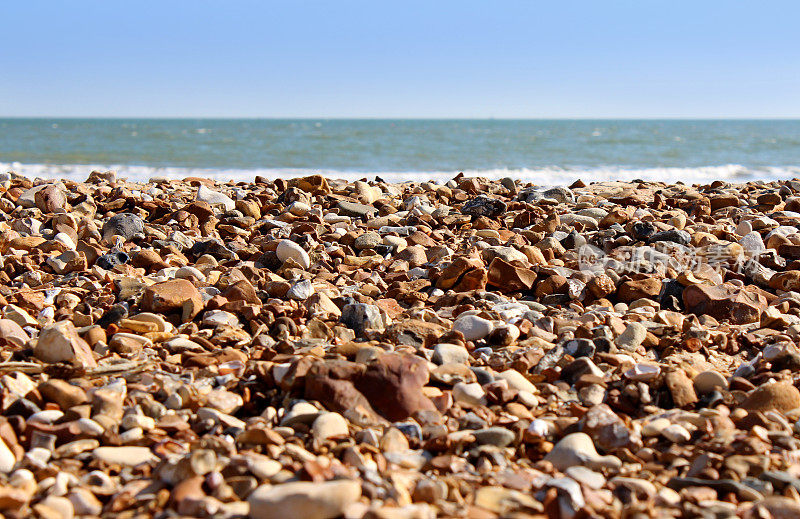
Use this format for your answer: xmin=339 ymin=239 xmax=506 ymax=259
xmin=0 ymin=170 xmax=799 ymax=517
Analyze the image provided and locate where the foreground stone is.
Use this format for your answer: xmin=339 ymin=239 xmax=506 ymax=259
xmin=248 ymin=480 xmax=361 ymax=519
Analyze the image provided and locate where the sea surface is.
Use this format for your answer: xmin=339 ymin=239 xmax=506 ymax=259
xmin=1 ymin=119 xmax=800 ymax=186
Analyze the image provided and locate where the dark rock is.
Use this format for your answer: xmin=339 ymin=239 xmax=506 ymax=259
xmin=355 ymin=353 xmax=436 ymax=421
xmin=648 ymin=229 xmax=690 ymax=246
xmin=630 ymin=221 xmax=657 ymax=241
xmin=542 ymin=187 xmax=574 ymax=204
xmin=659 ymin=279 xmax=684 ymax=310
xmin=96 ymin=303 xmax=129 ymax=328
xmin=102 ymin=213 xmax=145 ymax=242
xmin=461 ymin=196 xmax=507 ymax=218
xmin=95 ymin=251 xmax=130 ymax=270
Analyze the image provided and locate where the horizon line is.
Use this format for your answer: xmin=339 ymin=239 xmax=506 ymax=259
xmin=3 ymin=116 xmax=800 ymax=121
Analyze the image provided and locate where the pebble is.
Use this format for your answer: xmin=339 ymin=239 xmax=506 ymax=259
xmin=275 ymin=239 xmax=311 ymax=269
xmin=615 ymin=322 xmax=647 ymax=351
xmin=742 ymin=382 xmax=800 ymax=412
xmin=101 ymin=212 xmax=144 ymax=242
xmin=431 ymin=343 xmax=469 ymax=365
xmin=197 ymin=185 xmax=235 ymax=211
xmin=311 ymin=412 xmax=349 ymax=443
xmin=471 ymin=427 xmax=515 ymax=447
xmin=33 ymin=321 xmax=96 ymax=368
xmin=544 ymin=433 xmax=622 ymax=471
xmin=452 ymin=315 xmax=494 ymax=341
xmin=693 ymin=370 xmax=728 ymax=394
xmin=661 ymin=424 xmax=692 ymax=443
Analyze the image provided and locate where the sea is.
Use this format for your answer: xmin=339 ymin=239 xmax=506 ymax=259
xmin=1 ymin=119 xmax=800 ymax=186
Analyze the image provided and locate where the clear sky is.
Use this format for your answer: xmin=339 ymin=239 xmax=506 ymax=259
xmin=2 ymin=1 xmax=799 ymax=118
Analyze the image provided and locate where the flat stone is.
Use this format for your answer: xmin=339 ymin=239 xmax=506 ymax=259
xmin=694 ymin=370 xmax=728 ymax=394
xmin=0 ymin=319 xmax=28 ymax=347
xmin=683 ymin=284 xmax=766 ymax=324
xmin=93 ymin=446 xmax=157 ymax=467
xmin=247 ymin=480 xmax=361 ymax=519
xmin=337 ymin=201 xmax=377 ymax=218
xmin=471 ymin=427 xmax=515 ymax=447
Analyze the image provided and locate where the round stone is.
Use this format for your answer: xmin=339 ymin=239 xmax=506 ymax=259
xmin=311 ymin=412 xmax=349 ymax=443
xmin=452 ymin=315 xmax=494 ymax=341
xmin=741 ymin=382 xmax=800 ymax=413
xmin=693 ymin=370 xmax=728 ymax=395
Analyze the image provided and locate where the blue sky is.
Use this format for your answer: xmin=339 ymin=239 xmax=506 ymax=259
xmin=2 ymin=1 xmax=799 ymax=118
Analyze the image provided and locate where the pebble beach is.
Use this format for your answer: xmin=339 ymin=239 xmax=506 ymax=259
xmin=2 ymin=170 xmax=800 ymax=518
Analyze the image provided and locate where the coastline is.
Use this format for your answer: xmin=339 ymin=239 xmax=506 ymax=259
xmin=0 ymin=170 xmax=799 ymax=516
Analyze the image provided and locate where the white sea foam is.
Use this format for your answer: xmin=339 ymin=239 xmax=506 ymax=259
xmin=2 ymin=162 xmax=800 ymax=187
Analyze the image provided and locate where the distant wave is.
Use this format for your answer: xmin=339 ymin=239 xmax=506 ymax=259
xmin=2 ymin=161 xmax=800 ymax=186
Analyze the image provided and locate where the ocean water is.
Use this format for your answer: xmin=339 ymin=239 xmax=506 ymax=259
xmin=1 ymin=119 xmax=800 ymax=186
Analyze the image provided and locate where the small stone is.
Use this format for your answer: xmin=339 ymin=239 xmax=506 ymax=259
xmin=474 ymin=486 xmax=543 ymax=515
xmin=341 ymin=303 xmax=384 ymax=336
xmin=577 ymin=404 xmax=637 ymax=452
xmin=665 ymin=369 xmax=698 ymax=407
xmin=0 ymin=319 xmax=28 ymax=347
xmin=683 ymin=284 xmax=766 ymax=325
xmin=39 ymin=380 xmax=87 ymax=409
xmin=661 ymin=424 xmax=691 ymax=443
xmin=495 ymin=369 xmax=536 ymax=393
xmin=355 ymin=353 xmax=435 ymax=421
xmin=354 ymin=232 xmax=382 ymax=250
xmin=452 ymin=382 xmax=486 ymax=406
xmin=461 ymin=196 xmax=507 ymax=218
xmin=472 ymin=427 xmax=515 ymax=447
xmin=46 ymin=250 xmax=87 ymax=275
xmin=648 ymin=229 xmax=690 ymax=245
xmin=0 ymin=438 xmax=15 ymax=473
xmin=287 ymin=279 xmax=315 ymax=300
xmin=337 ymin=201 xmax=377 ymax=218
